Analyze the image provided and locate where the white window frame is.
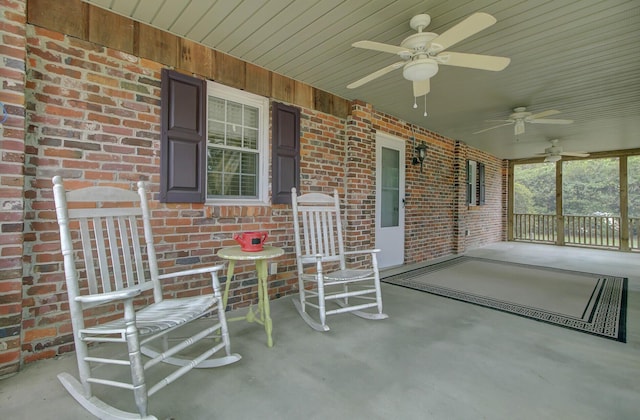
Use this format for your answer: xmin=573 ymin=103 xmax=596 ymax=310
xmin=205 ymin=81 xmax=269 ymax=205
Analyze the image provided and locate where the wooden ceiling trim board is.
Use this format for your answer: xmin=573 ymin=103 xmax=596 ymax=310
xmin=245 ymin=63 xmax=272 ymax=98
xmin=138 ymin=23 xmax=179 ymax=67
xmin=179 ymin=38 xmax=214 ymax=79
xmin=30 ymin=0 xmax=87 ymax=39
xmin=88 ymin=6 xmax=135 ymax=54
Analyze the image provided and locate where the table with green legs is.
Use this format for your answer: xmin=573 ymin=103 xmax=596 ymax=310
xmin=217 ymin=245 xmax=284 ymax=347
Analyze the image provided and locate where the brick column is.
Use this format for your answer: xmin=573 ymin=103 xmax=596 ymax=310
xmin=453 ymin=140 xmax=467 ymax=254
xmin=0 ymin=0 xmax=26 ymax=376
xmin=344 ymin=101 xmax=376 ymax=266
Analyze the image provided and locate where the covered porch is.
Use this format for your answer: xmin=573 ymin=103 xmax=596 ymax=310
xmin=3 ymin=242 xmax=638 ymax=419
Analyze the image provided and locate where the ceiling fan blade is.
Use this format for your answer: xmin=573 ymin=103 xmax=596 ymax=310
xmin=346 ymin=61 xmax=404 ymax=89
xmin=560 ymin=152 xmax=590 ymax=157
xmin=473 ymin=122 xmax=513 ymax=134
xmin=438 ymin=52 xmax=510 ymax=71
xmin=413 ymin=79 xmax=430 ymax=97
xmin=352 ymin=40 xmax=410 ymax=55
xmin=528 ymin=109 xmax=561 ymax=119
xmin=428 ymin=12 xmax=496 ymax=53
xmin=528 ymin=118 xmax=574 ymax=125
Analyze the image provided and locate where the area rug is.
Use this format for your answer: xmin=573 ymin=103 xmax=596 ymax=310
xmin=382 ymin=256 xmax=627 ymax=342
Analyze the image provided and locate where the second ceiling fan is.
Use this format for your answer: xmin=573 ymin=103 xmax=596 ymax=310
xmin=474 ymin=107 xmax=574 ymax=136
xmin=346 ymin=12 xmax=510 ymax=98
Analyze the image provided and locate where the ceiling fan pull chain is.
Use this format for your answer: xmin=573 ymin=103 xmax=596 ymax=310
xmin=413 ymin=96 xmax=418 ymax=109
xmin=424 ymin=95 xmax=428 ymax=117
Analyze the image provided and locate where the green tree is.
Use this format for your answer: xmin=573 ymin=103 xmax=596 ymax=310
xmin=514 ymin=163 xmax=555 ymax=214
xmin=563 ymin=158 xmax=619 ymax=215
xmin=629 ymin=156 xmax=640 ymax=218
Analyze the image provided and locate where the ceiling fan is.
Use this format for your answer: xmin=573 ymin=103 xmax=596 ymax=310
xmin=537 ymin=139 xmax=589 ymax=162
xmin=474 ymin=107 xmax=574 ymax=136
xmin=346 ymin=12 xmax=510 ymax=99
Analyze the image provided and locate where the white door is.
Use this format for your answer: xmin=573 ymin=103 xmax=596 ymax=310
xmin=375 ymin=133 xmax=405 ymax=268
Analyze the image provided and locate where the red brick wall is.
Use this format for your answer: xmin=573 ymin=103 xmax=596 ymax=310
xmin=346 ymin=103 xmax=461 ymax=261
xmin=11 ymin=11 xmax=505 ymax=366
xmin=0 ymin=0 xmax=26 ymax=376
xmin=464 ymin=147 xmax=506 ymax=249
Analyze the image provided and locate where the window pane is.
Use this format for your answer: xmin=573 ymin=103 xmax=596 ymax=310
xmin=227 ymin=101 xmax=243 ymax=125
xmin=244 ymin=127 xmax=258 ymax=150
xmin=224 ymin=150 xmax=241 ymax=174
xmin=245 ymin=106 xmax=258 ymax=128
xmin=208 ymin=121 xmax=225 ymax=145
xmin=226 ymin=124 xmax=242 ymax=147
xmin=241 ymin=152 xmax=257 ymax=174
xmin=241 ymin=174 xmax=257 ymax=196
xmin=208 ymin=97 xmax=225 ymax=121
xmin=381 ymin=147 xmax=399 ymax=227
xmin=224 ymin=173 xmax=240 ymax=196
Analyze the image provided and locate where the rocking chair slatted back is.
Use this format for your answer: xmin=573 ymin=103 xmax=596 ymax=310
xmin=55 ymin=183 xmax=161 ymax=308
xmin=294 ymin=191 xmax=346 ymax=267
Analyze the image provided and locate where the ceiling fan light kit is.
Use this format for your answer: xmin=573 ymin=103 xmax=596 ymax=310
xmin=544 ymin=154 xmax=562 ymax=163
xmin=403 ymin=58 xmax=439 ymax=81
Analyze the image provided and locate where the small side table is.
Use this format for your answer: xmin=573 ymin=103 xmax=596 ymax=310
xmin=217 ymin=245 xmax=284 ymax=347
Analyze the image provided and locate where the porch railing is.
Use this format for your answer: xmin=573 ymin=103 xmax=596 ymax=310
xmin=513 ymin=214 xmax=556 ymax=243
xmin=513 ymin=214 xmax=640 ymax=251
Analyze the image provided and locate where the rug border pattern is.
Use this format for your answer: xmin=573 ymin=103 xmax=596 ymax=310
xmin=382 ymin=256 xmax=627 ymax=342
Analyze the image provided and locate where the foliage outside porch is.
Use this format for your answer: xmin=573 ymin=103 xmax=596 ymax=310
xmin=509 ymin=152 xmax=640 ymax=251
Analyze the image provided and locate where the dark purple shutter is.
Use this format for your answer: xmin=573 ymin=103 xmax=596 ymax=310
xmin=272 ymin=102 xmax=300 ymax=204
xmin=160 ymin=69 xmax=206 ymax=203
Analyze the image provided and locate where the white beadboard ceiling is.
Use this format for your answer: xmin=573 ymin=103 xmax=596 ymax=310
xmin=83 ymin=0 xmax=640 ymax=160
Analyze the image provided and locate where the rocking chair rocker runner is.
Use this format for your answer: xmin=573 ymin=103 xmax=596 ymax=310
xmin=52 ymin=176 xmax=241 ymax=419
xmin=291 ymin=187 xmax=388 ymax=331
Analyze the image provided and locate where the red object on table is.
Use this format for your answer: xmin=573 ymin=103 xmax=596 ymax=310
xmin=233 ymin=231 xmax=268 ymax=252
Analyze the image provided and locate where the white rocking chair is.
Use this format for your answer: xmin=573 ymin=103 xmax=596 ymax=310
xmin=291 ymin=187 xmax=388 ymax=331
xmin=52 ymin=176 xmax=241 ymax=420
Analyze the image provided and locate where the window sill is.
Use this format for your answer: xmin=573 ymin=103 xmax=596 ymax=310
xmin=206 ymin=199 xmax=270 ymax=206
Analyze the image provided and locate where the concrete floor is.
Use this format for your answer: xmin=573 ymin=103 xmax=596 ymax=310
xmin=1 ymin=242 xmax=639 ymax=419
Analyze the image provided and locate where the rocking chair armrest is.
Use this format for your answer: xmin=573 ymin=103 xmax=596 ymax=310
xmin=74 ymin=288 xmax=142 ymax=304
xmin=343 ymin=249 xmax=381 ymax=256
xmin=301 ymin=253 xmax=325 ymax=262
xmin=157 ymin=263 xmax=226 ymax=281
